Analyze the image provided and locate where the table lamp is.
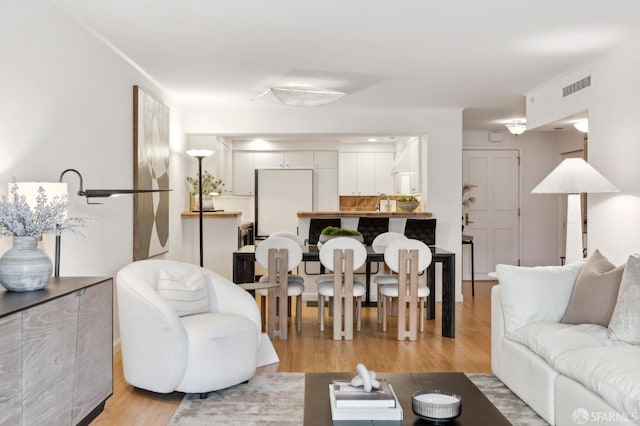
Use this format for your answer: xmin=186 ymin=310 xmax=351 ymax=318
xmin=531 ymin=158 xmax=618 ymax=264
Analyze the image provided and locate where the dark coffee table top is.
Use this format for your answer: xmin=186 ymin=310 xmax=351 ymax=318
xmin=304 ymin=372 xmax=511 ymax=425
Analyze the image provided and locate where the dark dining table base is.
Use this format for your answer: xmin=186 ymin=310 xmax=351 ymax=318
xmin=233 ymin=245 xmax=456 ymax=338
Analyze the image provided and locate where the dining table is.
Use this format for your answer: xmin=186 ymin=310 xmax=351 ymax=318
xmin=232 ymin=244 xmax=457 ymax=338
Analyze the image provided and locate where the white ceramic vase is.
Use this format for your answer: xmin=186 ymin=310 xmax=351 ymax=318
xmin=0 ymin=236 xmax=53 ymax=292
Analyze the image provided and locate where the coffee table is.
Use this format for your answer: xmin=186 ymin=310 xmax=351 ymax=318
xmin=304 ymin=372 xmax=511 ymax=425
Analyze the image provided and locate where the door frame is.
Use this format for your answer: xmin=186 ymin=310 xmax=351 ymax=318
xmin=462 ymin=147 xmax=522 ymax=280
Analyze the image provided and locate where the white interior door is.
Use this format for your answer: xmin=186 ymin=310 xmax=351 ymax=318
xmin=462 ymin=149 xmax=520 ymax=279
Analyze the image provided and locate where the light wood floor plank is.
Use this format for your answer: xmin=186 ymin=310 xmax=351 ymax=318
xmin=93 ymin=280 xmax=495 ymax=425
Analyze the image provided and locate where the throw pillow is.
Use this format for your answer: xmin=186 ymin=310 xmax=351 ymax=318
xmin=497 ymin=261 xmax=584 ymax=335
xmin=561 ymin=250 xmax=624 ymax=326
xmin=156 ymin=269 xmax=210 ymax=317
xmin=608 ymin=254 xmax=640 ymax=344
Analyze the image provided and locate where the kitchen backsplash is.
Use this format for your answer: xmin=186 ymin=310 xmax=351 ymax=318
xmin=339 ymin=195 xmax=422 ymax=212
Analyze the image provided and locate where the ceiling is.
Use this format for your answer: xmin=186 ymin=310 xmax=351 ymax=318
xmin=53 ymin=0 xmax=640 ymax=130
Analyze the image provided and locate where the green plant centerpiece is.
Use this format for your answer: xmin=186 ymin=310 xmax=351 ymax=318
xmin=186 ymin=171 xmax=225 ymax=211
xmin=318 ymin=226 xmax=364 ymax=246
xmin=397 ymin=195 xmax=420 ymax=212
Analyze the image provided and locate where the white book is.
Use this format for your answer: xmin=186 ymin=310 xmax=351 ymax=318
xmin=332 ymin=379 xmax=396 ymax=408
xmin=329 ymin=384 xmax=403 ymax=421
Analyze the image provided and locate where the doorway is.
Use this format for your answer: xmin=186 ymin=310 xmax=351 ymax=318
xmin=462 ymin=149 xmax=520 ymax=279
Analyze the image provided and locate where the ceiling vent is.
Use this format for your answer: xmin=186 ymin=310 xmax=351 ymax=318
xmin=563 ymin=76 xmax=591 ymax=97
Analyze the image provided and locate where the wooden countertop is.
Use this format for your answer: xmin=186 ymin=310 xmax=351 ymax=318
xmin=297 ymin=211 xmax=433 ymax=218
xmin=181 ymin=211 xmax=242 ymax=218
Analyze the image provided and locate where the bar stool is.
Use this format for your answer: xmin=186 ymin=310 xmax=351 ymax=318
xmin=462 ymin=234 xmax=475 ymax=296
xmin=317 ymin=237 xmax=367 ymax=340
xmin=379 ymin=239 xmax=432 ymax=341
xmin=255 ymin=237 xmax=304 ymax=339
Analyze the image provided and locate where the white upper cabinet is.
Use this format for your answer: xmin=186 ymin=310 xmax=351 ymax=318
xmin=375 ymin=152 xmax=395 ymax=195
xmin=339 ymin=152 xmax=394 ymax=195
xmin=313 ymin=151 xmax=338 ymax=169
xmin=254 ymin=152 xmax=283 ymax=169
xmin=284 ymin=151 xmax=314 ymax=168
xmin=233 ymin=152 xmax=255 ymax=195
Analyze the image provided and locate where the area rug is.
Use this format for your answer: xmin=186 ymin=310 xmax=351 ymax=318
xmin=169 ymin=373 xmax=547 ymax=425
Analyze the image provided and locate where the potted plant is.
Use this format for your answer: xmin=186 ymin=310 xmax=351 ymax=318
xmin=186 ymin=171 xmax=225 ymax=211
xmin=462 ymin=183 xmax=477 ymax=231
xmin=0 ymin=184 xmax=94 ymax=291
xmin=397 ymin=195 xmax=419 ymax=213
xmin=318 ymin=226 xmax=364 ymax=246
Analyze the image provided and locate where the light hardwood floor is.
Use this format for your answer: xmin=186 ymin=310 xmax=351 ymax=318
xmin=93 ymin=280 xmax=496 ymax=425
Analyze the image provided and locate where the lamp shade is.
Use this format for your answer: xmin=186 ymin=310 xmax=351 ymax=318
xmin=10 ymin=182 xmax=69 ymax=208
xmin=186 ymin=149 xmax=214 ymax=158
xmin=531 ymin=158 xmax=618 ymax=194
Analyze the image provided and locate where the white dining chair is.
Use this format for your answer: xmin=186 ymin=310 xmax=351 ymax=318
xmin=255 ymin=236 xmax=304 ymax=339
xmin=317 ymin=237 xmax=367 ymax=340
xmin=379 ymin=239 xmax=432 ymax=341
xmin=371 ymin=232 xmax=409 ymax=322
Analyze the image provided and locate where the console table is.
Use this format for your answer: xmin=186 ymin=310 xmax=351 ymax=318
xmin=0 ymin=277 xmax=113 ymax=425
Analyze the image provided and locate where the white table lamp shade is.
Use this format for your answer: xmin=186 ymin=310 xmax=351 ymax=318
xmin=531 ymin=158 xmax=618 ymax=264
xmin=531 ymin=158 xmax=618 ymax=194
xmin=10 ymin=182 xmax=69 ymax=208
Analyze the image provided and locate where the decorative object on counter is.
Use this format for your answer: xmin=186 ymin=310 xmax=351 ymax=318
xmin=318 ymin=226 xmax=364 ymax=246
xmin=186 ymin=170 xmax=225 ymax=212
xmin=0 ymin=182 xmax=94 ymax=291
xmin=397 ymin=195 xmax=419 ymax=213
xmin=412 ymin=389 xmax=462 ymax=422
xmin=186 ymin=149 xmax=214 ymax=267
xmin=462 ymin=183 xmax=477 ymax=231
xmin=351 ymin=363 xmax=380 ymax=392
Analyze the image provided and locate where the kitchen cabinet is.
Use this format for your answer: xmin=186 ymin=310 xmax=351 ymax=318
xmin=233 ymin=151 xmax=255 ymax=195
xmin=375 ymin=152 xmax=395 ymax=195
xmin=339 ymin=152 xmax=394 ymax=195
xmin=234 ymin=151 xmax=317 ymax=194
xmin=313 ymin=151 xmax=338 ymax=168
xmin=393 ymin=139 xmax=421 ymax=194
xmin=314 ymin=168 xmax=338 ymax=211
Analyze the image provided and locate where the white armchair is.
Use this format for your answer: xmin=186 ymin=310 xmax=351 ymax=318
xmin=116 ymin=259 xmax=261 ymax=394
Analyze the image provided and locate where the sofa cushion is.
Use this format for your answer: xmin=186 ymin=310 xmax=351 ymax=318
xmin=554 ymin=345 xmax=640 ymax=420
xmin=496 ymin=261 xmax=583 ymax=335
xmin=157 ymin=269 xmax=210 ymax=317
xmin=609 ymin=254 xmax=640 ymax=345
xmin=509 ymin=322 xmax=625 ymax=367
xmin=561 ymin=250 xmax=624 ymax=327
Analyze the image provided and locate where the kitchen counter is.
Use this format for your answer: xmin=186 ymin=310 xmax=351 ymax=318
xmin=181 ymin=211 xmax=242 ymax=218
xmin=297 ymin=211 xmax=432 ymax=218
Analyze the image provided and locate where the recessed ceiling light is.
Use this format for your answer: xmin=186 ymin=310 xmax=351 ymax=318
xmin=573 ymin=119 xmax=589 ymax=133
xmin=368 ymin=138 xmax=378 ymax=142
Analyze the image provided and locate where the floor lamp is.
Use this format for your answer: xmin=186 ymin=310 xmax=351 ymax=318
xmin=531 ymin=158 xmax=618 ymax=264
xmin=186 ymin=149 xmax=214 ymax=267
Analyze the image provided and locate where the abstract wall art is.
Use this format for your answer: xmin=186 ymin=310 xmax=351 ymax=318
xmin=133 ymin=85 xmax=170 ymax=260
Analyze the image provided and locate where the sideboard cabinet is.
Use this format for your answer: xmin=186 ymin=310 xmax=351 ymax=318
xmin=0 ymin=277 xmax=113 ymax=425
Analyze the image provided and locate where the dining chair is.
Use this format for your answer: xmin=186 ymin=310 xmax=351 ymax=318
xmin=268 ymin=231 xmax=306 ymax=279
xmin=371 ymin=232 xmax=408 ymax=323
xmin=379 ymin=239 xmax=432 ymax=341
xmin=304 ymin=218 xmax=342 ymax=275
xmin=317 ymin=237 xmax=367 ymax=340
xmin=255 ymin=236 xmax=304 ymax=339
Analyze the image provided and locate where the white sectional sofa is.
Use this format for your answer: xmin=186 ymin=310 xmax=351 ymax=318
xmin=491 ymin=254 xmax=640 ymax=426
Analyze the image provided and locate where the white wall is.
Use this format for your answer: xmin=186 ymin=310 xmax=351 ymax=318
xmin=525 ymin=37 xmax=640 ymax=264
xmin=0 ymin=2 xmax=187 ymax=339
xmin=183 ymin=104 xmax=466 ymax=301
